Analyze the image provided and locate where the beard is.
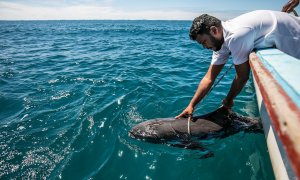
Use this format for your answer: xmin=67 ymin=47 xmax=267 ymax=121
xmin=209 ymin=34 xmax=224 ymax=51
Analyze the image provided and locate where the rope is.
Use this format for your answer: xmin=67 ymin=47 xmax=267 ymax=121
xmin=187 ymin=63 xmax=234 ymax=136
xmin=187 ymin=115 xmax=192 ymax=135
xmin=206 ymin=64 xmax=234 ymax=97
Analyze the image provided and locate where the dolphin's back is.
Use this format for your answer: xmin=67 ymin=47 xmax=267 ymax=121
xmin=170 ymin=118 xmax=223 ymax=135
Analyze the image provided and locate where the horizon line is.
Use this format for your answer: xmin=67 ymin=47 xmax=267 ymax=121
xmin=0 ymin=19 xmax=195 ymax=21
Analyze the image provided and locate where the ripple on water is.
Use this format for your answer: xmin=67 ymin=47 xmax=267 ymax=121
xmin=51 ymin=91 xmax=71 ymax=100
xmin=0 ymin=20 xmax=273 ymax=179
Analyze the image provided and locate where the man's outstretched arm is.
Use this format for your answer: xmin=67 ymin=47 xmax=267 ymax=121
xmin=222 ymin=60 xmax=250 ymax=108
xmin=176 ymin=64 xmax=224 ymax=118
xmin=282 ymin=0 xmax=299 ymax=13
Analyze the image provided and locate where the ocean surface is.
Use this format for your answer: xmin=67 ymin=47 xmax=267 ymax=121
xmin=0 ymin=20 xmax=274 ymax=179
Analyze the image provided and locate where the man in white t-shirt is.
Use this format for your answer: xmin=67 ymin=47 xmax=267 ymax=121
xmin=176 ymin=10 xmax=300 ymax=118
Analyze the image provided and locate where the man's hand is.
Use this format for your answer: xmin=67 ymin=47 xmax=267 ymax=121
xmin=282 ymin=0 xmax=299 ymax=13
xmin=175 ymin=105 xmax=194 ymax=119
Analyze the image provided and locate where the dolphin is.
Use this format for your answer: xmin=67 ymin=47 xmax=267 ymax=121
xmin=129 ymin=106 xmax=263 ymax=143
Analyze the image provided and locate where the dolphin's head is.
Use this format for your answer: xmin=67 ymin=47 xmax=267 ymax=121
xmin=129 ymin=118 xmax=178 ymax=142
xmin=129 ymin=120 xmax=160 ymax=140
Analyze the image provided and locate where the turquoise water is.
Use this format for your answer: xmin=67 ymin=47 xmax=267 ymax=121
xmin=0 ymin=20 xmax=274 ymax=179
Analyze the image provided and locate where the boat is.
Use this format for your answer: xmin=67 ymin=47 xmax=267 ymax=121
xmin=249 ymin=48 xmax=300 ymax=179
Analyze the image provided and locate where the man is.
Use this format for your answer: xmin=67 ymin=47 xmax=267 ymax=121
xmin=176 ymin=10 xmax=300 ymax=118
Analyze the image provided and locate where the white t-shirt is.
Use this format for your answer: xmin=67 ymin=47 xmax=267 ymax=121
xmin=211 ymin=10 xmax=300 ymax=65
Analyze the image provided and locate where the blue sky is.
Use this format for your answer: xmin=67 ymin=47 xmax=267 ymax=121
xmin=0 ymin=0 xmax=299 ymax=20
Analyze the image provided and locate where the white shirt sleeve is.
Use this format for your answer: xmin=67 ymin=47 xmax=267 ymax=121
xmin=211 ymin=45 xmax=230 ymax=65
xmin=227 ymin=28 xmax=255 ymax=65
